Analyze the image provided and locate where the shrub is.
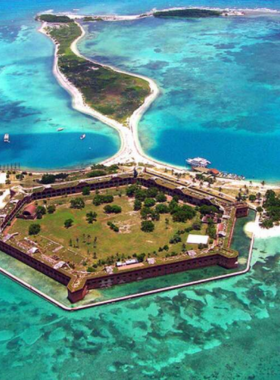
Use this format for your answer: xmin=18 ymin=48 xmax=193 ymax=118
xmin=93 ymin=194 xmax=113 ymax=206
xmin=64 ymin=219 xmax=74 ymax=228
xmin=86 ymin=212 xmax=97 ymax=223
xmin=104 ymin=205 xmax=122 ymax=214
xmin=155 ymin=204 xmax=169 ymax=214
xmin=141 ymin=221 xmax=155 ymax=232
xmin=126 ymin=184 xmax=139 ymax=197
xmin=107 ymin=221 xmax=119 ymax=232
xmin=82 ymin=186 xmax=90 ymax=196
xmin=47 ymin=205 xmax=56 ymax=214
xmin=146 ymin=187 xmax=158 ymax=198
xmin=134 ymin=199 xmax=142 ymax=211
xmin=87 ymin=170 xmax=107 ymax=178
xmin=29 ymin=224 xmax=41 ymax=235
xmin=156 ymin=192 xmax=167 ymax=203
xmin=70 ymin=198 xmax=85 ymax=209
xmin=144 ymin=198 xmax=156 ymax=208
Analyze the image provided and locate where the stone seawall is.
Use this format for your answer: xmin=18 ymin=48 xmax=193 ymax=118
xmin=0 ymin=241 xmax=71 ymax=286
xmin=68 ymin=253 xmax=237 ymax=302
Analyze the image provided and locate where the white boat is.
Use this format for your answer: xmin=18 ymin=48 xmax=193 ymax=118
xmin=80 ymin=134 xmax=86 ymax=140
xmin=4 ymin=134 xmax=10 ymax=143
xmin=186 ymin=157 xmax=211 ymax=168
xmin=57 ymin=128 xmax=64 ymax=132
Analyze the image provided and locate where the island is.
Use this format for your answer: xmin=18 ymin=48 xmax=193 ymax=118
xmin=153 ymin=9 xmax=222 ymax=18
xmin=38 ymin=14 xmax=151 ymax=125
xmin=0 ymin=167 xmax=249 ymax=303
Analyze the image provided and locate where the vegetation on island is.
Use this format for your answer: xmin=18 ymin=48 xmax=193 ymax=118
xmin=11 ymin=185 xmax=219 ymax=272
xmin=38 ymin=14 xmax=73 ymax=23
xmin=153 ymin=9 xmax=222 ymax=18
xmin=261 ymin=190 xmax=280 ymax=229
xmin=40 ymin=16 xmax=151 ymax=124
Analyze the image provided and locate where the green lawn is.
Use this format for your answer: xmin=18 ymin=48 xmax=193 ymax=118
xmin=10 ymin=191 xmax=205 ymax=270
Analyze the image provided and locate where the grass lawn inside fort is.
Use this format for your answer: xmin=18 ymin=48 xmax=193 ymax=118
xmin=9 ymin=188 xmax=209 ymax=273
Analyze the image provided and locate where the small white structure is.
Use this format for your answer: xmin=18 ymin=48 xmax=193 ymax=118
xmin=187 ymin=234 xmax=209 ymax=245
xmin=54 ymin=261 xmax=66 ymax=270
xmin=125 ymin=258 xmax=138 ymax=265
xmin=147 ymin=257 xmax=156 ymax=265
xmin=27 ymin=247 xmax=39 ymax=255
xmin=187 ymin=250 xmax=197 ymax=258
xmin=0 ymin=173 xmax=7 ymax=184
xmin=105 ymin=266 xmax=113 ymax=275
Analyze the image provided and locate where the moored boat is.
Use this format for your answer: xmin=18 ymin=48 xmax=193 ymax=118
xmin=80 ymin=134 xmax=86 ymax=140
xmin=4 ymin=134 xmax=10 ymax=143
xmin=186 ymin=157 xmax=211 ymax=168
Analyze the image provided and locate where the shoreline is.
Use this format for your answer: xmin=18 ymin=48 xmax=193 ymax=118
xmin=39 ymin=20 xmax=199 ymax=174
xmin=245 ymin=214 xmax=280 ymax=239
xmin=37 ymin=15 xmax=280 ymax=191
xmin=0 ymin=225 xmax=256 ymax=311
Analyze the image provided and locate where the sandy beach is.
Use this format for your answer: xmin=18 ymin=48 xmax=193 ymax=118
xmin=39 ymin=17 xmax=280 ymax=193
xmin=245 ymin=218 xmax=280 ymax=239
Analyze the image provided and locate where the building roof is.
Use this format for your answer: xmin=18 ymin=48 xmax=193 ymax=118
xmin=209 ymin=168 xmax=220 ymax=175
xmin=23 ymin=204 xmax=37 ymax=216
xmin=187 ymin=234 xmax=209 ymax=245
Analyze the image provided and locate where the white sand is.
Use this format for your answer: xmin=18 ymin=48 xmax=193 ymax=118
xmin=245 ymin=215 xmax=280 ymax=239
xmin=39 ymin=20 xmax=280 ymax=189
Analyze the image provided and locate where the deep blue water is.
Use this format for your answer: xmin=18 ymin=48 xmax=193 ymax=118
xmin=1 ymin=1 xmax=280 ymax=379
xmin=0 ymin=133 xmax=118 ymax=170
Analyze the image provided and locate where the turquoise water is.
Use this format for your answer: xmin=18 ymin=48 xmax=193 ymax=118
xmin=0 ymin=211 xmax=254 ymax=308
xmin=1 ymin=1 xmax=280 ymax=379
xmin=81 ymin=14 xmax=280 ymax=181
xmin=0 ymin=233 xmax=279 ymax=379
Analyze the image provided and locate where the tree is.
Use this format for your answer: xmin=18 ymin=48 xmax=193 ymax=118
xmin=141 ymin=221 xmax=155 ymax=232
xmin=104 ymin=205 xmax=122 ymax=214
xmin=256 ymin=206 xmax=263 ymax=213
xmin=156 ymin=192 xmax=167 ymax=203
xmin=134 ymin=199 xmax=142 ymax=211
xmin=126 ymin=184 xmax=139 ymax=197
xmin=144 ymin=198 xmax=156 ymax=208
xmin=47 ymin=205 xmax=56 ymax=214
xmin=249 ymin=194 xmax=257 ymax=202
xmin=64 ymin=219 xmax=74 ymax=228
xmin=135 ymin=189 xmax=147 ymax=202
xmin=29 ymin=224 xmax=41 ymax=235
xmin=82 ymin=186 xmax=90 ymax=196
xmin=36 ymin=205 xmax=46 ymax=217
xmin=70 ymin=198 xmax=85 ymax=209
xmin=155 ymin=204 xmax=169 ymax=214
xmin=41 ymin=174 xmax=56 ymax=184
xmin=93 ymin=194 xmax=113 ymax=206
xmin=262 ymin=219 xmax=273 ymax=229
xmin=86 ymin=211 xmax=97 ymax=223
xmin=146 ymin=187 xmax=158 ymax=198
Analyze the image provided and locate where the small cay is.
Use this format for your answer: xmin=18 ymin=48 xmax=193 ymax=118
xmin=38 ymin=14 xmax=151 ymax=125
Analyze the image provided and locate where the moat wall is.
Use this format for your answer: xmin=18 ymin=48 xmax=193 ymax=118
xmin=0 ymin=172 xmax=246 ymax=303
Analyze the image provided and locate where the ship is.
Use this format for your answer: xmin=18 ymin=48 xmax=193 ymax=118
xmin=186 ymin=157 xmax=211 ymax=168
xmin=4 ymin=134 xmax=10 ymax=143
xmin=80 ymin=134 xmax=86 ymax=140
xmin=57 ymin=128 xmax=64 ymax=132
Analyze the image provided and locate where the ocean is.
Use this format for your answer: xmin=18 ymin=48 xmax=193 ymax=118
xmin=0 ymin=1 xmax=280 ymax=379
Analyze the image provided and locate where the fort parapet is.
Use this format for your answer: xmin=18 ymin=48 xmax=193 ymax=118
xmin=0 ymin=170 xmax=248 ymax=303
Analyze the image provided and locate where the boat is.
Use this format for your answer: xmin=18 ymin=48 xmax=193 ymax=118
xmin=80 ymin=134 xmax=86 ymax=140
xmin=57 ymin=128 xmax=64 ymax=132
xmin=186 ymin=157 xmax=211 ymax=168
xmin=4 ymin=134 xmax=10 ymax=143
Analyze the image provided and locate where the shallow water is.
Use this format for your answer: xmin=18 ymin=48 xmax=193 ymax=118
xmin=81 ymin=13 xmax=280 ymax=181
xmin=1 ymin=1 xmax=280 ymax=378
